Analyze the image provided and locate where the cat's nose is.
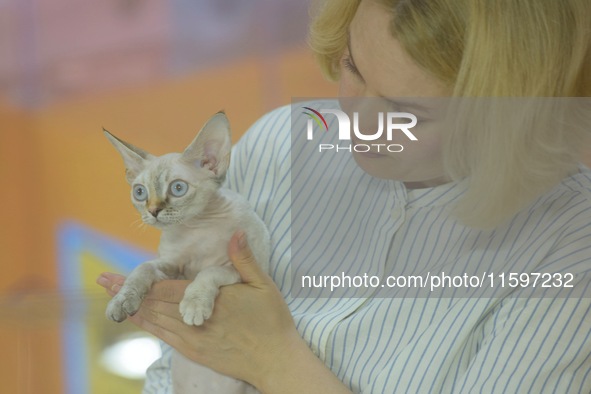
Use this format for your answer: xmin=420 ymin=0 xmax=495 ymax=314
xmin=149 ymin=207 xmax=163 ymax=218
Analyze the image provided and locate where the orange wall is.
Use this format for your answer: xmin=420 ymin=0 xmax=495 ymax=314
xmin=0 ymin=102 xmax=35 ymax=394
xmin=0 ymin=102 xmax=35 ymax=289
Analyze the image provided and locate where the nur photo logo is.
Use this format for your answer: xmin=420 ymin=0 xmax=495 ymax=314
xmin=303 ymin=107 xmax=418 ymax=153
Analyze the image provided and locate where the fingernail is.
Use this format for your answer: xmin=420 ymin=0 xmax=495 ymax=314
xmin=237 ymin=231 xmax=247 ymax=250
xmin=111 ymin=284 xmax=121 ymax=293
xmin=97 ymin=276 xmax=110 ymax=287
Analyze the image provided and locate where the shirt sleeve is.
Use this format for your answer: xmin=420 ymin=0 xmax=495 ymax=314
xmin=142 ymin=342 xmax=174 ymax=394
xmin=453 ymin=219 xmax=591 ymax=393
xmin=454 ymin=293 xmax=591 ymax=393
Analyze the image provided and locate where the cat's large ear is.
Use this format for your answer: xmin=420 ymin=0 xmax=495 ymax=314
xmin=103 ymin=129 xmax=153 ymax=184
xmin=181 ymin=111 xmax=231 ymax=180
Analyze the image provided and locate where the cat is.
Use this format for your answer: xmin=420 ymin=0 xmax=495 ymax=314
xmin=103 ymin=112 xmax=269 ymax=394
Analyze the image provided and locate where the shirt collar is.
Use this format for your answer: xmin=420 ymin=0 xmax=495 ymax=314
xmin=389 ymin=178 xmax=467 ymax=208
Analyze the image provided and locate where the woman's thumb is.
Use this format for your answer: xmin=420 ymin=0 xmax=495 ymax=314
xmin=228 ymin=230 xmax=266 ymax=285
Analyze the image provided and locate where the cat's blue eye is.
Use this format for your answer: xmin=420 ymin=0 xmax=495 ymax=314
xmin=169 ymin=180 xmax=188 ymax=197
xmin=133 ymin=184 xmax=148 ymax=201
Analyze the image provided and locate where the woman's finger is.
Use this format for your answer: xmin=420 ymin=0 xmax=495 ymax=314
xmin=140 ymin=297 xmax=184 ymax=322
xmin=96 ymin=272 xmax=126 ymax=293
xmin=98 ymin=272 xmax=126 ymax=284
xmin=144 ymin=279 xmax=190 ymax=303
xmin=96 ymin=273 xmax=189 ymax=303
xmin=128 ymin=311 xmax=188 ymax=351
xmin=228 ymin=230 xmax=270 ymax=286
xmin=128 ymin=303 xmax=210 ymax=364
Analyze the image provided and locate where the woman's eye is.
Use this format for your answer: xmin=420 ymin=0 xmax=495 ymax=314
xmin=341 ymin=55 xmax=363 ymax=81
xmin=169 ymin=180 xmax=188 ymax=197
xmin=133 ymin=184 xmax=148 ymax=201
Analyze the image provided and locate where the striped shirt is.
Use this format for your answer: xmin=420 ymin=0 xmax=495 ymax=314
xmin=144 ymin=102 xmax=591 ymax=393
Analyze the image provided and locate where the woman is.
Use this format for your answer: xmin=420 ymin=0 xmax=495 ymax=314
xmin=98 ymin=0 xmax=591 ymax=392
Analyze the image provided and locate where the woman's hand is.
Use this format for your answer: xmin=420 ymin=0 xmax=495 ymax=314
xmin=97 ymin=231 xmax=301 ymax=389
xmin=97 ymin=231 xmax=352 ymax=393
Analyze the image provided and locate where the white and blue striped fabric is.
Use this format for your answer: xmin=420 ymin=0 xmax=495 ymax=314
xmin=144 ymin=102 xmax=591 ymax=393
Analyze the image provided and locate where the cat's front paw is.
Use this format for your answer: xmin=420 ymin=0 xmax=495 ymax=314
xmin=179 ymin=295 xmax=215 ymax=326
xmin=106 ymin=289 xmax=143 ymax=322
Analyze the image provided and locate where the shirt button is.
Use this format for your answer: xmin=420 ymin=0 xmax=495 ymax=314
xmin=391 ymin=205 xmax=405 ymax=219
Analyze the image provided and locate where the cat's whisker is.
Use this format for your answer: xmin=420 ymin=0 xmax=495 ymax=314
xmin=130 ymin=215 xmax=153 ymax=233
xmin=133 ymin=217 xmax=148 ymax=230
xmin=130 ymin=217 xmax=144 ymax=228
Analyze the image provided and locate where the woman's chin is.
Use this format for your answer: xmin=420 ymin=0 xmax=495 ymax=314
xmin=352 ymin=151 xmax=398 ymax=180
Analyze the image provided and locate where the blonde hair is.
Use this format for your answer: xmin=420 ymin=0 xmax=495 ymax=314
xmin=309 ymin=0 xmax=591 ymax=228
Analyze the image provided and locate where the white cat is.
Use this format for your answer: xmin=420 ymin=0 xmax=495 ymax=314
xmin=104 ymin=112 xmax=269 ymax=394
